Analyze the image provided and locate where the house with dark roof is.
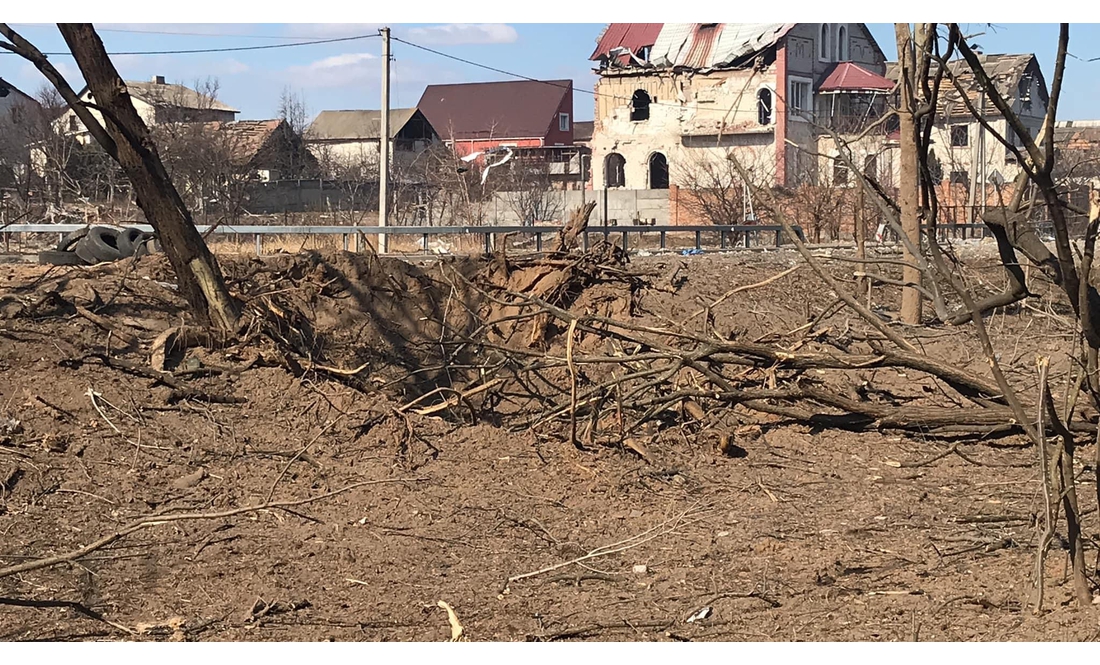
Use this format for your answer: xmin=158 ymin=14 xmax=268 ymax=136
xmin=57 ymin=76 xmax=239 ymax=145
xmin=304 ymin=108 xmax=438 ymax=171
xmin=416 ymin=79 xmax=575 ymax=156
xmin=588 ymin=23 xmax=890 ymax=197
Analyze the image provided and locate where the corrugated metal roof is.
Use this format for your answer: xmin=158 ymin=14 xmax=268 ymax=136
xmin=590 ymin=23 xmax=663 ymax=65
xmin=650 ymin=23 xmax=793 ymax=69
xmin=306 ymin=109 xmax=421 ymax=140
xmin=818 ymin=62 xmax=896 ymax=92
xmin=416 ymin=79 xmax=571 ymax=141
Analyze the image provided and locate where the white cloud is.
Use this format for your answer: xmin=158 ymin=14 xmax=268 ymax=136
xmin=404 ymin=23 xmax=518 ymax=45
xmin=285 ymin=52 xmax=378 ymax=88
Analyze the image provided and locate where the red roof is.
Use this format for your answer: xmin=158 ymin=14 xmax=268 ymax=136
xmin=818 ymin=62 xmax=895 ymax=93
xmin=417 ymin=79 xmax=571 ymax=141
xmin=590 ymin=23 xmax=663 ymax=65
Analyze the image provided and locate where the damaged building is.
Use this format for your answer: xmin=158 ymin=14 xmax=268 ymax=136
xmin=588 ymin=23 xmax=891 ymax=197
xmin=884 ymin=53 xmax=1049 ymax=210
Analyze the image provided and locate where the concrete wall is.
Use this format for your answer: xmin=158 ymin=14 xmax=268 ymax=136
xmin=241 ymin=181 xmax=671 ymax=226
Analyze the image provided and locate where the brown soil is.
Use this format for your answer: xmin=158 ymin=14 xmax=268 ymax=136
xmin=1 ymin=244 xmax=1098 ymax=642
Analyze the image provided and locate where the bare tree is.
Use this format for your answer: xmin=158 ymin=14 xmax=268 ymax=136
xmin=277 ymin=87 xmax=310 ymax=137
xmin=0 ymin=23 xmax=240 ymax=330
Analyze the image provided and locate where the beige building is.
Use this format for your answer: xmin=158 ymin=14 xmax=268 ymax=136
xmin=304 ymin=108 xmax=438 ymax=174
xmin=884 ymin=53 xmax=1048 ymax=201
xmin=57 ymin=76 xmax=238 ymax=145
xmin=588 ymin=23 xmax=890 ymax=196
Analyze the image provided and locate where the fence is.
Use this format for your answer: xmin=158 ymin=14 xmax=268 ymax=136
xmin=1 ymin=222 xmax=806 ymax=257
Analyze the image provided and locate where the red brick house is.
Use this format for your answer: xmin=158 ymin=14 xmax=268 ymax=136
xmin=416 ymin=79 xmax=575 ymax=157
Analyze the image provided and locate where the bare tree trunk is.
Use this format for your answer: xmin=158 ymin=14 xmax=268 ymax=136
xmin=13 ymin=24 xmax=240 ymax=331
xmin=896 ymin=23 xmax=923 ymax=324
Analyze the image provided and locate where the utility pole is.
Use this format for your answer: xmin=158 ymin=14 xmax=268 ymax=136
xmin=378 ymin=26 xmax=391 ymax=254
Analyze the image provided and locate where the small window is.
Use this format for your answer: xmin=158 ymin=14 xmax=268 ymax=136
xmin=605 ymin=152 xmax=626 ymax=188
xmin=631 ymin=90 xmax=651 ymax=122
xmin=789 ymin=79 xmax=812 ymax=116
xmin=950 ymin=124 xmax=969 ymax=147
xmin=559 ymin=113 xmax=570 ymax=132
xmin=757 ymin=88 xmax=773 ymax=125
xmin=949 ymin=170 xmax=969 ymax=186
xmin=837 ymin=25 xmax=848 ymax=61
xmin=68 ymin=115 xmax=78 ymax=132
xmin=833 ymin=157 xmax=849 ymax=186
xmin=819 ymin=24 xmax=830 ymax=61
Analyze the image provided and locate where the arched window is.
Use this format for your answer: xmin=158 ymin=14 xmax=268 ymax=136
xmin=648 ymin=152 xmax=668 ymax=190
xmin=837 ymin=25 xmax=848 ymax=61
xmin=631 ymin=89 xmax=651 ymax=122
xmin=757 ymin=88 xmax=773 ymax=125
xmin=605 ymin=153 xmax=626 ymax=188
xmin=819 ymin=24 xmax=830 ymax=61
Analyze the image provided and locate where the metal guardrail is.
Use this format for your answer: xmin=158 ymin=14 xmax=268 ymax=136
xmin=1 ymin=223 xmax=806 ymax=255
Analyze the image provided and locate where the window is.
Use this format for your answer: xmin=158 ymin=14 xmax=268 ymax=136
xmin=833 ymin=157 xmax=849 ymax=186
xmin=68 ymin=115 xmax=78 ymax=132
xmin=1018 ymin=75 xmax=1033 ymax=112
xmin=836 ymin=25 xmax=848 ymax=61
xmin=950 ymin=124 xmax=969 ymax=147
xmin=757 ymin=88 xmax=774 ymax=125
xmin=788 ymin=78 xmax=812 ymax=118
xmin=648 ymin=152 xmax=669 ymax=190
xmin=630 ymin=89 xmax=651 ymax=122
xmin=949 ymin=170 xmax=969 ymax=187
xmin=559 ymin=113 xmax=570 ymax=132
xmin=863 ymin=154 xmax=878 ymax=180
xmin=819 ymin=24 xmax=830 ymax=61
xmin=605 ymin=153 xmax=626 ymax=188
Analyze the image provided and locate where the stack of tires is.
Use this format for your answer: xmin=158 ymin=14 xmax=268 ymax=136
xmin=38 ymin=226 xmax=159 ymax=266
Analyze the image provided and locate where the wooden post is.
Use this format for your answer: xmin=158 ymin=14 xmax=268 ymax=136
xmin=896 ymin=23 xmax=923 ymax=324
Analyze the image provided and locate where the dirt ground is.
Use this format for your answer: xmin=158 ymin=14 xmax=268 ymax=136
xmin=1 ymin=242 xmax=1098 ymax=642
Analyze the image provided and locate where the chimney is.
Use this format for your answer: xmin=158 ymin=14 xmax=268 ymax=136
xmin=153 ymin=75 xmax=166 ymax=85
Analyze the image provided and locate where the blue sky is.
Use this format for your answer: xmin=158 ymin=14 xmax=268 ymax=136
xmin=2 ymin=23 xmax=1099 ymax=122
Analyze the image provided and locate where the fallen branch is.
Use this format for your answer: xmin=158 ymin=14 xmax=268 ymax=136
xmin=0 ymin=477 xmax=425 ymax=579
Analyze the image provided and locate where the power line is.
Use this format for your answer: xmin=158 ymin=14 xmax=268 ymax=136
xmin=7 ymin=24 xmax=305 ymax=40
xmin=94 ymin=28 xmax=307 ymax=40
xmin=390 ymin=35 xmax=760 ymax=118
xmin=0 ymin=32 xmax=380 ymax=57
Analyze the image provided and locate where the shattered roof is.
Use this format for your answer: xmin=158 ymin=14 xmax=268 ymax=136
xmin=196 ymin=119 xmax=283 ymax=165
xmin=650 ymin=23 xmax=794 ymax=69
xmin=590 ymin=23 xmax=663 ymax=65
xmin=885 ymin=53 xmax=1046 ymax=118
xmin=417 ymin=79 xmax=571 ymax=141
xmin=818 ymin=62 xmax=895 ymax=92
xmin=306 ymin=109 xmax=426 ymax=141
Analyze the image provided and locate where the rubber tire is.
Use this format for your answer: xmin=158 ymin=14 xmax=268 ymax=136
xmin=56 ymin=227 xmax=90 ymax=252
xmin=116 ymin=227 xmax=147 ymax=257
xmin=73 ymin=226 xmax=124 ymax=265
xmin=38 ymin=249 xmax=86 ymax=266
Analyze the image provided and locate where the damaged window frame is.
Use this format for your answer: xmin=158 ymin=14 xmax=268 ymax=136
xmin=630 ymin=89 xmax=651 ymax=122
xmin=605 ymin=152 xmax=626 ymax=188
xmin=757 ymin=86 xmax=774 ymax=126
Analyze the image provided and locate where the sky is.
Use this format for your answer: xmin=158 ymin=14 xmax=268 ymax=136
xmin=2 ymin=23 xmax=1099 ymax=123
